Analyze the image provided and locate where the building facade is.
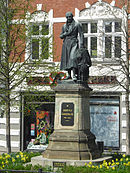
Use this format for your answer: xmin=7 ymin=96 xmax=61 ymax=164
xmin=0 ymin=0 xmax=130 ymax=155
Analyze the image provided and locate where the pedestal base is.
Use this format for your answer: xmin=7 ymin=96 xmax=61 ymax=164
xmin=43 ymin=82 xmax=102 ymax=160
xmin=43 ymin=130 xmax=101 ymax=160
xmin=31 ymin=156 xmax=112 ymax=168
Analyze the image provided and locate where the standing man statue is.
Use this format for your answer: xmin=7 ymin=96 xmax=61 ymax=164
xmin=60 ymin=12 xmax=84 ymax=80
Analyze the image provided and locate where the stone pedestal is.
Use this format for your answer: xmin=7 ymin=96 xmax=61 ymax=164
xmin=43 ymin=81 xmax=101 ymax=160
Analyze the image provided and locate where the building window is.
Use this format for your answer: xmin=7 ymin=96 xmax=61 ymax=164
xmin=31 ymin=24 xmax=49 ymax=60
xmin=82 ymin=21 xmax=122 ymax=59
xmin=83 ymin=22 xmax=97 ymax=58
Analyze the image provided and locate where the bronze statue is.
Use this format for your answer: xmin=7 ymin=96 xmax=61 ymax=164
xmin=60 ymin=12 xmax=91 ymax=82
xmin=60 ymin=12 xmax=84 ymax=80
xmin=76 ymin=48 xmax=92 ymax=82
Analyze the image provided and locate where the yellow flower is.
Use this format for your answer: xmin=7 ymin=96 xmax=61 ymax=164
xmin=112 ymin=160 xmax=114 ymax=163
xmin=2 ymin=157 xmax=5 ymax=160
xmin=114 ymin=152 xmax=117 ymax=155
xmin=100 ymin=165 xmax=102 ymax=169
xmin=107 ymin=166 xmax=109 ymax=169
xmin=92 ymin=165 xmax=95 ymax=168
xmin=120 ymin=158 xmax=123 ymax=162
xmin=112 ymin=167 xmax=115 ymax=170
xmin=16 ymin=155 xmax=19 ymax=158
xmin=12 ymin=158 xmax=15 ymax=162
xmin=85 ymin=163 xmax=87 ymax=166
xmin=5 ymin=160 xmax=8 ymax=164
xmin=126 ymin=162 xmax=130 ymax=166
xmin=7 ymin=154 xmax=10 ymax=159
xmin=116 ymin=158 xmax=118 ymax=161
xmin=126 ymin=158 xmax=128 ymax=161
xmin=88 ymin=165 xmax=91 ymax=168
xmin=2 ymin=161 xmax=4 ymax=165
xmin=123 ymin=154 xmax=126 ymax=158
xmin=89 ymin=161 xmax=92 ymax=165
xmin=123 ymin=163 xmax=126 ymax=166
xmin=21 ymin=157 xmax=26 ymax=162
xmin=116 ymin=162 xmax=119 ymax=165
xmin=2 ymin=165 xmax=4 ymax=168
xmin=108 ymin=162 xmax=111 ymax=165
xmin=103 ymin=162 xmax=107 ymax=167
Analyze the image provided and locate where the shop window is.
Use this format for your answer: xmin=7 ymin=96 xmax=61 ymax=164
xmin=90 ymin=97 xmax=120 ymax=148
xmin=23 ymin=95 xmax=55 ymax=150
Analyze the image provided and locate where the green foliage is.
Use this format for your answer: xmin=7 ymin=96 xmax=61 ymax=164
xmin=0 ymin=152 xmax=130 ymax=173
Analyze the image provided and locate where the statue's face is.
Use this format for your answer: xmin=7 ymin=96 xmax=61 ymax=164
xmin=66 ymin=13 xmax=73 ymax=23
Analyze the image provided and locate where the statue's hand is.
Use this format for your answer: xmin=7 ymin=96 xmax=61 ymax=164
xmin=63 ymin=31 xmax=69 ymax=36
xmin=60 ymin=32 xmax=68 ymax=39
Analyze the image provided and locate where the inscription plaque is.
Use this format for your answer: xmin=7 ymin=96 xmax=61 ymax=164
xmin=53 ymin=161 xmax=66 ymax=168
xmin=61 ymin=103 xmax=74 ymax=126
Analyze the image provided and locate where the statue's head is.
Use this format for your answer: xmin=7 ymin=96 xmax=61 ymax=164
xmin=66 ymin=12 xmax=73 ymax=23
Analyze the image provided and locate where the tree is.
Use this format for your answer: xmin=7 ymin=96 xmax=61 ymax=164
xmin=0 ymin=0 xmax=52 ymax=153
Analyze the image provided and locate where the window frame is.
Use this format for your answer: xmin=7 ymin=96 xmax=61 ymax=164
xmin=81 ymin=19 xmax=123 ymax=61
xmin=25 ymin=10 xmax=53 ymax=63
xmin=30 ymin=23 xmax=50 ymax=61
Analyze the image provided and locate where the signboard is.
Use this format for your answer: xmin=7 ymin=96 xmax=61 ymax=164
xmin=53 ymin=161 xmax=66 ymax=168
xmin=61 ymin=103 xmax=74 ymax=126
xmin=90 ymin=105 xmax=119 ymax=148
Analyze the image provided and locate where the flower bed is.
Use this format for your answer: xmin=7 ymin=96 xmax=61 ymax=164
xmin=0 ymin=152 xmax=129 ymax=173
